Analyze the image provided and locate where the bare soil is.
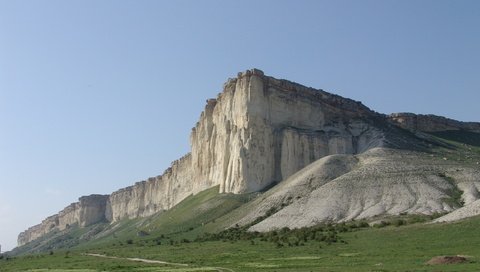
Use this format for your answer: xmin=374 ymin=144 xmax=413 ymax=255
xmin=426 ymin=255 xmax=468 ymax=265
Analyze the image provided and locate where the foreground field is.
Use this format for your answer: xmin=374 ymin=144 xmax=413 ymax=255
xmin=2 ymin=215 xmax=480 ymax=271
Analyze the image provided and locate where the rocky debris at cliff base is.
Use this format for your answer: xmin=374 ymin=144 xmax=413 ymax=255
xmin=235 ymin=148 xmax=480 ymax=232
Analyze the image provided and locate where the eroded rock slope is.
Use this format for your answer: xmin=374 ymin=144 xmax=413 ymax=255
xmin=235 ymin=148 xmax=480 ymax=231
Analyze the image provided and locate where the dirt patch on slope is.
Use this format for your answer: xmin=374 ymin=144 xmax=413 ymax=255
xmin=426 ymin=255 xmax=468 ymax=265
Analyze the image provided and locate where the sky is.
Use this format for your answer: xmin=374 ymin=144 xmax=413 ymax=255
xmin=1 ymin=0 xmax=479 ymax=251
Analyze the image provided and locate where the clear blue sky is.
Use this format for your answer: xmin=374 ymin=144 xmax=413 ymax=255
xmin=1 ymin=0 xmax=479 ymax=251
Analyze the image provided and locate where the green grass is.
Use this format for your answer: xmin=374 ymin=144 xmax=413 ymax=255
xmin=68 ymin=186 xmax=256 ymax=252
xmin=0 ymin=252 xmax=164 ymax=271
xmin=3 ymin=216 xmax=480 ymax=271
xmin=427 ymin=131 xmax=480 ymax=166
xmin=142 ymin=185 xmax=255 ymax=235
xmin=431 ymin=130 xmax=480 ymax=148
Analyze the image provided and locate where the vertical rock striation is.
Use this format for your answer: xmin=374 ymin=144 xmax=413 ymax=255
xmin=107 ymin=154 xmax=195 ymax=221
xmin=191 ymin=69 xmax=385 ymax=193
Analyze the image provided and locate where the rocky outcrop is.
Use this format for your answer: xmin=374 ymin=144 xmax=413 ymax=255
xmin=107 ymin=154 xmax=197 ymax=221
xmin=16 ymin=69 xmax=392 ymax=246
xmin=18 ymin=69 xmax=480 ymax=247
xmin=191 ymin=69 xmax=386 ymax=193
xmin=18 ymin=195 xmax=108 ymax=246
xmin=20 ymin=69 xmax=388 ymax=245
xmin=388 ymin=113 xmax=480 ymax=133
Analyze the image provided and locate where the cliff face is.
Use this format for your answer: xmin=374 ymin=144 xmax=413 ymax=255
xmin=107 ymin=154 xmax=196 ymax=221
xmin=21 ymin=69 xmax=476 ymax=247
xmin=18 ymin=195 xmax=108 ymax=246
xmin=191 ymin=69 xmax=385 ymax=193
xmin=17 ymin=69 xmax=389 ymax=246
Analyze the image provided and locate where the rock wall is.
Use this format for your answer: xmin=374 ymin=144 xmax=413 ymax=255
xmin=18 ymin=195 xmax=108 ymax=246
xmin=18 ymin=69 xmax=389 ymax=246
xmin=107 ymin=154 xmax=198 ymax=221
xmin=191 ymin=69 xmax=385 ymax=193
xmin=24 ymin=69 xmax=461 ymax=246
xmin=388 ymin=112 xmax=480 ymax=133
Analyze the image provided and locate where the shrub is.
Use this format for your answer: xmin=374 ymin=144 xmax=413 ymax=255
xmin=373 ymin=221 xmax=391 ymax=228
xmin=195 ymin=221 xmax=348 ymax=247
xmin=356 ymin=221 xmax=370 ymax=228
xmin=137 ymin=230 xmax=149 ymax=237
xmin=393 ymin=219 xmax=406 ymax=227
xmin=429 ymin=212 xmax=445 ymax=220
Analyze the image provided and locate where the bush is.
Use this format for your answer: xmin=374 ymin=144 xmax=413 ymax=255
xmin=195 ymin=221 xmax=347 ymax=247
xmin=356 ymin=221 xmax=370 ymax=228
xmin=126 ymin=239 xmax=133 ymax=245
xmin=137 ymin=230 xmax=149 ymax=237
xmin=373 ymin=221 xmax=391 ymax=228
xmin=393 ymin=219 xmax=406 ymax=227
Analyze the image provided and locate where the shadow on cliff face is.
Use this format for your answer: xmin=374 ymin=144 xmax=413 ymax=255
xmin=374 ymin=117 xmax=441 ymax=153
xmin=378 ymin=116 xmax=480 ymax=154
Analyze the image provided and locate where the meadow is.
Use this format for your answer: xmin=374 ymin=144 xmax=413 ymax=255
xmin=2 ymin=215 xmax=479 ymax=271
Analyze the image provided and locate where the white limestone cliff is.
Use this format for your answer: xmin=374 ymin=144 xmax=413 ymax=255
xmin=18 ymin=195 xmax=108 ymax=246
xmin=190 ymin=69 xmax=385 ymax=194
xmin=19 ymin=69 xmax=478 ymax=246
xmin=16 ymin=69 xmax=388 ymax=246
xmin=107 ymin=154 xmax=195 ymax=221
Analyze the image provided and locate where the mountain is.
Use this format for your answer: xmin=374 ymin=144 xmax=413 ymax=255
xmin=15 ymin=69 xmax=480 ymax=252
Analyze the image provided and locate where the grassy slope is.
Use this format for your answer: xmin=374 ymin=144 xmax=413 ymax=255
xmin=428 ymin=130 xmax=480 ymax=165
xmin=76 ymin=186 xmax=256 ymax=250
